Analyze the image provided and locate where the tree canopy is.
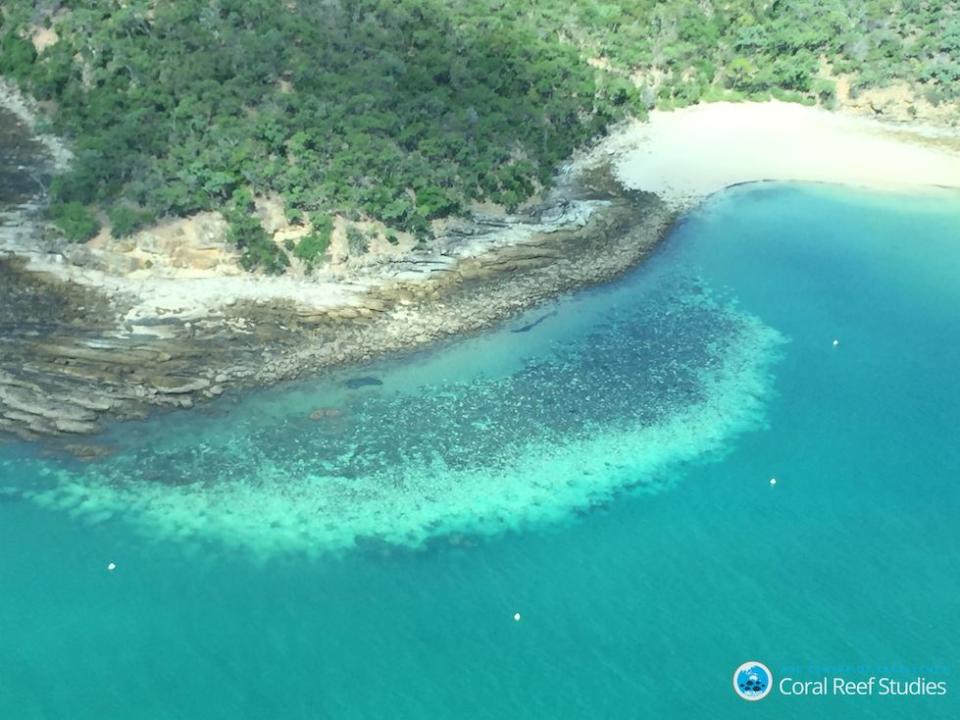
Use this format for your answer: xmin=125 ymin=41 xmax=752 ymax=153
xmin=1 ymin=0 xmax=955 ymax=271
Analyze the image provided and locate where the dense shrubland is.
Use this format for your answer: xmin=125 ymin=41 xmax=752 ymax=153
xmin=1 ymin=0 xmax=956 ymax=271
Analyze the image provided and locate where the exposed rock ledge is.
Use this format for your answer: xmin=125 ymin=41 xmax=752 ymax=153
xmin=8 ymin=97 xmax=957 ymax=449
xmin=1 ymin=152 xmax=674 ymax=447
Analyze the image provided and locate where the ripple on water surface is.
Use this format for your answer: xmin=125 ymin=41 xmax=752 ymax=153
xmin=18 ymin=279 xmax=785 ymax=557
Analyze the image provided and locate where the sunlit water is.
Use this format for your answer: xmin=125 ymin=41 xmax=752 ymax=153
xmin=1 ymin=184 xmax=958 ymax=718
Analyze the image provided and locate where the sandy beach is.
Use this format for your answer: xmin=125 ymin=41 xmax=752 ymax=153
xmin=604 ymin=101 xmax=960 ymax=205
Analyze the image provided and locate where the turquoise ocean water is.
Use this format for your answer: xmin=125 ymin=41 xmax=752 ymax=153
xmin=1 ymin=184 xmax=958 ymax=718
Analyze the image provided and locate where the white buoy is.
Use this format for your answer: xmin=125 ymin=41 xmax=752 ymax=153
xmin=769 ymin=478 xmax=777 ymax=486
xmin=107 ymin=562 xmax=117 ymax=572
xmin=832 ymin=339 xmax=840 ymax=348
xmin=513 ymin=612 xmax=521 ymax=622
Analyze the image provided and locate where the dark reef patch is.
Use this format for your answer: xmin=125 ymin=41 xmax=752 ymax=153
xmin=93 ymin=278 xmax=754 ymax=485
xmin=511 ymin=310 xmax=558 ymax=333
xmin=344 ymin=376 xmax=384 ymax=389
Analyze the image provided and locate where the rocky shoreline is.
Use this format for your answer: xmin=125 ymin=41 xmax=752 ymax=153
xmin=8 ymin=79 xmax=957 ymax=450
xmin=1 ymin=114 xmax=675 ymax=448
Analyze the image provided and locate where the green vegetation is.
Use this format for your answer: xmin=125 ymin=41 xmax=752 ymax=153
xmin=2 ymin=0 xmax=956 ymax=271
xmin=50 ymin=202 xmax=100 ymax=242
xmin=226 ymin=212 xmax=289 ymax=274
xmin=345 ymin=226 xmax=369 ymax=257
xmin=108 ymin=206 xmax=153 ymax=238
xmin=293 ymin=214 xmax=333 ymax=268
xmin=1 ymin=0 xmax=636 ymax=264
xmin=223 ymin=189 xmax=289 ymax=273
xmin=0 ymin=33 xmax=35 ymax=80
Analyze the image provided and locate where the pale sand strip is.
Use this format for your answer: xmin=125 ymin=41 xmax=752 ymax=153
xmin=606 ymin=101 xmax=960 ymax=205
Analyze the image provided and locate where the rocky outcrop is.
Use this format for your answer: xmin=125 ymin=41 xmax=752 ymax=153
xmin=1 ymin=143 xmax=673 ymax=447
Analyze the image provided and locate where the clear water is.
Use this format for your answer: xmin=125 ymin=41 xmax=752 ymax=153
xmin=1 ymin=183 xmax=958 ymax=718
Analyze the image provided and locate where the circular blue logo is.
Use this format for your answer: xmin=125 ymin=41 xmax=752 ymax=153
xmin=734 ymin=661 xmax=773 ymax=701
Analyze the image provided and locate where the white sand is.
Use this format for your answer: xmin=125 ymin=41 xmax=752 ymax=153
xmin=609 ymin=101 xmax=960 ymax=205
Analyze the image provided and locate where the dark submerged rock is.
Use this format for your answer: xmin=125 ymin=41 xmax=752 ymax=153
xmin=344 ymin=376 xmax=383 ymax=389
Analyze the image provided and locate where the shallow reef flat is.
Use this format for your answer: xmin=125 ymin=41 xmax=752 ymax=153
xmin=14 ymin=277 xmax=784 ymax=557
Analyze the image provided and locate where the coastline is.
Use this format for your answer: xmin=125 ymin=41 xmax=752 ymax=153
xmin=2 ymin=96 xmax=959 ymax=446
xmin=1 ymin=138 xmax=675 ymax=444
xmin=598 ymin=101 xmax=960 ymax=206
